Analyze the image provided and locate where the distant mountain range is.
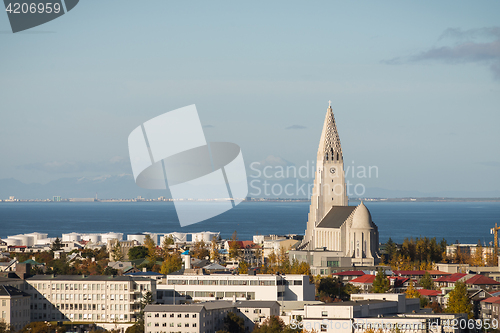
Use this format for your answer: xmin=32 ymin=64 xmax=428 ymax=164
xmin=0 ymin=176 xmax=499 ymax=200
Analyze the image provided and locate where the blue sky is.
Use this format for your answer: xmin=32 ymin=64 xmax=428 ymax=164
xmin=0 ymin=1 xmax=499 ymax=195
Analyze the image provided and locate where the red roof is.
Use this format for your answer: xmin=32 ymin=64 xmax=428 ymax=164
xmin=418 ymin=289 xmax=441 ymax=297
xmin=388 ymin=276 xmax=409 ymax=288
xmin=466 ymin=275 xmax=500 ymax=285
xmin=228 ymin=241 xmax=261 ymax=249
xmin=481 ymin=296 xmax=500 ymax=304
xmin=333 ymin=270 xmax=365 ymax=276
xmin=435 ymin=273 xmax=467 ymax=283
xmin=350 ymin=275 xmax=375 ymax=284
xmin=427 ymin=270 xmax=451 ymax=276
xmin=393 ymin=270 xmax=426 ymax=276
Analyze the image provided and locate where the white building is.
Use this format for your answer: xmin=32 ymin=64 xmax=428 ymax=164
xmin=144 ymin=300 xmax=280 ymax=333
xmin=25 ymin=274 xmax=156 ymax=323
xmin=157 ymin=273 xmax=314 ymax=303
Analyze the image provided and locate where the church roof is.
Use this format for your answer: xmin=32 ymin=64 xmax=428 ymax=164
xmin=351 ymin=202 xmax=373 ymax=229
xmin=316 ymin=206 xmax=356 ymax=229
xmin=318 ymin=105 xmax=343 ymax=161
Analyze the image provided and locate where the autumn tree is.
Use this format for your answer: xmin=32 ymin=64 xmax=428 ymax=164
xmin=405 ymin=281 xmax=420 ymax=299
xmin=128 ymin=246 xmax=148 ymax=260
xmin=446 ymin=281 xmax=473 ymax=319
xmin=372 ymin=268 xmax=390 ymax=293
xmin=210 ymin=237 xmax=220 ymax=262
xmin=471 ymin=241 xmax=485 ymax=267
xmin=191 ymin=240 xmax=210 ymax=260
xmin=160 ymin=252 xmax=182 ymax=275
xmin=229 ymin=231 xmax=242 ymax=260
xmin=238 ymin=260 xmax=250 ymax=274
xmin=144 ymin=234 xmax=158 ymax=264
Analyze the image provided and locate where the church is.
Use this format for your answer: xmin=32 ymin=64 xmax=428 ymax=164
xmin=291 ymin=103 xmax=380 ymax=273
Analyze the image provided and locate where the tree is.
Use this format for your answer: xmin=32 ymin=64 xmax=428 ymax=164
xmin=160 ymin=252 xmax=182 ymax=275
xmin=372 ymin=268 xmax=390 ymax=293
xmin=229 ymin=231 xmax=242 ymax=260
xmin=405 ymin=281 xmax=420 ymax=299
xmin=420 ymin=271 xmax=435 ymax=290
xmin=50 ymin=237 xmax=63 ymax=251
xmin=472 ymin=241 xmax=485 ymax=267
xmin=111 ymin=241 xmax=124 ymax=261
xmin=238 ymin=260 xmax=250 ymax=274
xmin=128 ymin=246 xmax=149 ymax=260
xmin=343 ymin=283 xmax=361 ymax=295
xmin=317 ymin=277 xmax=343 ymax=300
xmin=144 ymin=235 xmax=158 ymax=263
xmin=210 ymin=237 xmax=221 ymax=262
xmin=191 ymin=240 xmax=210 ymax=260
xmin=0 ymin=320 xmax=12 ymax=333
xmin=385 ymin=238 xmax=397 ymax=261
xmin=222 ymin=312 xmax=245 ymax=333
xmin=446 ymin=281 xmax=473 ymax=319
xmin=161 ymin=235 xmax=174 ymax=257
xmin=252 ymin=316 xmax=285 ymax=333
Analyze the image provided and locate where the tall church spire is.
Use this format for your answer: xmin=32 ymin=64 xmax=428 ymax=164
xmin=318 ymin=104 xmax=343 ymax=163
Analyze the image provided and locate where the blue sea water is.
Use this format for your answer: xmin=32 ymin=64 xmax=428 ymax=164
xmin=0 ymin=201 xmax=499 ymax=244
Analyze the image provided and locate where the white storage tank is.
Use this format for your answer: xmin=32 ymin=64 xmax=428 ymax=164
xmin=14 ymin=235 xmax=34 ymax=247
xmin=6 ymin=238 xmax=21 ymax=246
xmin=193 ymin=232 xmax=219 ymax=243
xmin=86 ymin=234 xmax=101 ymax=243
xmin=62 ymin=233 xmax=81 ymax=242
xmin=127 ymin=234 xmax=146 ymax=244
xmin=101 ymin=232 xmax=123 ymax=244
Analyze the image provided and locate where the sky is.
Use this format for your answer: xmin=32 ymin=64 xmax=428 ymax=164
xmin=0 ymin=1 xmax=499 ymax=196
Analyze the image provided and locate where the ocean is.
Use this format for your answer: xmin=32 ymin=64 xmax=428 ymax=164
xmin=0 ymin=201 xmax=499 ymax=244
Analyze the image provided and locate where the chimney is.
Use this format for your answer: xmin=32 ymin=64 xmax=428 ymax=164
xmin=32 ymin=256 xmax=36 ymax=261
xmin=232 ymin=294 xmax=236 ymax=304
xmin=91 ymin=257 xmax=95 ymax=262
xmin=143 ymin=267 xmax=147 ymax=273
xmin=182 ymin=254 xmax=191 ymax=269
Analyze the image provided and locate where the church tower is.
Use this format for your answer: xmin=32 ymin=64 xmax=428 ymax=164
xmin=304 ymin=102 xmax=348 ymax=250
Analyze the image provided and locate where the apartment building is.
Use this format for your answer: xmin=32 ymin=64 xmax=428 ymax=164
xmin=157 ymin=273 xmax=314 ymax=303
xmin=144 ymin=300 xmax=280 ymax=333
xmin=25 ymin=275 xmax=156 ymax=323
xmin=0 ymin=285 xmax=31 ymax=331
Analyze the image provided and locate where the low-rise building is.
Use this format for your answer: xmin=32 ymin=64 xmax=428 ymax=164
xmin=144 ymin=300 xmax=279 ymax=333
xmin=0 ymin=285 xmax=31 ymax=331
xmin=25 ymin=274 xmax=156 ymax=323
xmin=157 ymin=273 xmax=314 ymax=303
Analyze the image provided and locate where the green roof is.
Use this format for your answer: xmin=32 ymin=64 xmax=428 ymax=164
xmin=20 ymin=259 xmax=44 ymax=266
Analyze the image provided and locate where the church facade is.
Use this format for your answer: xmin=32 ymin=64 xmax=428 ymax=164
xmin=292 ymin=103 xmax=380 ymax=271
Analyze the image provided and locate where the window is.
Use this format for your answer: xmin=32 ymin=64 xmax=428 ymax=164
xmin=321 ymin=311 xmax=328 ymax=317
xmin=177 ymin=323 xmax=181 ymax=327
xmin=326 ymin=261 xmax=339 ymax=267
xmin=170 ymin=314 xmax=174 ymax=318
xmin=185 ymin=323 xmax=189 ymax=327
xmin=192 ymin=314 xmax=196 ymax=318
xmin=169 ymin=323 xmax=174 ymax=327
xmin=177 ymin=314 xmax=181 ymax=318
xmin=294 ymin=280 xmax=302 ymax=285
xmin=185 ymin=314 xmax=189 ymax=318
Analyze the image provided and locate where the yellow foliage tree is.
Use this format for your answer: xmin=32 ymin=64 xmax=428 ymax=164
xmin=405 ymin=281 xmax=420 ymax=299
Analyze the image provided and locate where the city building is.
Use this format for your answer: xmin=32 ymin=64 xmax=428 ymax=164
xmin=156 ymin=273 xmax=314 ymax=303
xmin=144 ymin=300 xmax=280 ymax=333
xmin=0 ymin=285 xmax=31 ymax=331
xmin=25 ymin=274 xmax=156 ymax=323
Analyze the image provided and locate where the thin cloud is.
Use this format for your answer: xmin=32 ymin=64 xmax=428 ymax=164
xmin=19 ymin=157 xmax=131 ymax=174
xmin=384 ymin=26 xmax=500 ymax=80
xmin=478 ymin=161 xmax=500 ymax=168
xmin=286 ymin=125 xmax=307 ymax=130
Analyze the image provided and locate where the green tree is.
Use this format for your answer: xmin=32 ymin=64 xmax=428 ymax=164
xmin=128 ymin=246 xmax=148 ymax=260
xmin=222 ymin=312 xmax=245 ymax=333
xmin=420 ymin=271 xmax=435 ymax=290
xmin=372 ymin=268 xmax=390 ymax=293
xmin=111 ymin=241 xmax=124 ymax=261
xmin=446 ymin=281 xmax=473 ymax=319
xmin=385 ymin=238 xmax=397 ymax=261
xmin=317 ymin=277 xmax=344 ymax=300
xmin=343 ymin=283 xmax=361 ymax=295
xmin=0 ymin=320 xmax=12 ymax=333
xmin=50 ymin=237 xmax=63 ymax=251
xmin=161 ymin=235 xmax=175 ymax=257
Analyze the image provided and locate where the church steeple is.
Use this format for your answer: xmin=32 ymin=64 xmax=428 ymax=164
xmin=318 ymin=103 xmax=343 ymax=162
